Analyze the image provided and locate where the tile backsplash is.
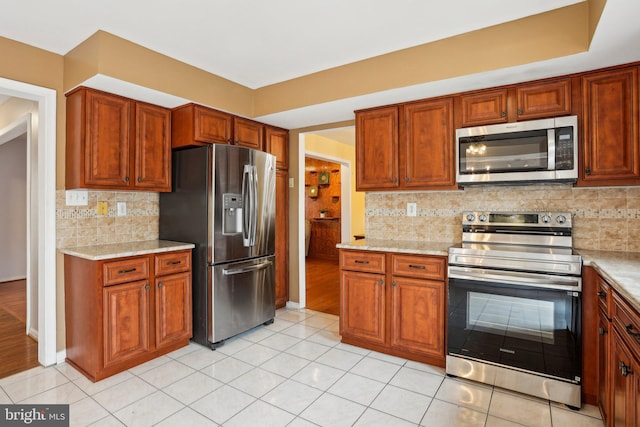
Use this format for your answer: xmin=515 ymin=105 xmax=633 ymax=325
xmin=366 ymin=184 xmax=640 ymax=252
xmin=56 ymin=190 xmax=159 ymax=248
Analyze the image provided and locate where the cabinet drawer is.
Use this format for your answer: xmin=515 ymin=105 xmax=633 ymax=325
xmin=340 ymin=251 xmax=385 ymax=274
xmin=103 ymin=257 xmax=149 ymax=286
xmin=391 ymin=254 xmax=445 ymax=280
xmin=612 ymin=290 xmax=640 ymax=356
xmin=597 ymin=275 xmax=612 ymax=318
xmin=155 ymin=251 xmax=192 ymax=276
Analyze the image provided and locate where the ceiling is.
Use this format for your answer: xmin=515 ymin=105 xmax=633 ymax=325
xmin=1 ymin=1 xmax=640 ymax=130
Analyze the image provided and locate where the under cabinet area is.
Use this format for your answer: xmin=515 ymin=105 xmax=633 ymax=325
xmin=339 ymin=249 xmax=447 ymax=366
xmin=64 ymin=246 xmax=192 ymax=381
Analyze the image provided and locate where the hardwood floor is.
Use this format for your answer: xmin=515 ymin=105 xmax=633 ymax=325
xmin=305 ymin=257 xmax=340 ymax=316
xmin=0 ymin=280 xmax=39 ymax=379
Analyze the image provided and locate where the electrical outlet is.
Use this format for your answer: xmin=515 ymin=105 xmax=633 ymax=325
xmin=407 ymin=203 xmax=417 ymax=217
xmin=65 ymin=190 xmax=88 ymax=206
xmin=117 ymin=202 xmax=127 ymax=216
xmin=97 ymin=201 xmax=108 ymax=216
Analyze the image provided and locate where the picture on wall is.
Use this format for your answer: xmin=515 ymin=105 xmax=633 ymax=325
xmin=308 ymin=185 xmax=318 ymax=197
xmin=318 ymin=171 xmax=330 ymax=185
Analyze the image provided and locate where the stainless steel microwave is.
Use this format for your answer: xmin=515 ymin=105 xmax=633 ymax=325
xmin=456 ymin=115 xmax=578 ymax=186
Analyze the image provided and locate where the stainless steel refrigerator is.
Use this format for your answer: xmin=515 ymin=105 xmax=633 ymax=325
xmin=159 ymin=144 xmax=276 ymax=348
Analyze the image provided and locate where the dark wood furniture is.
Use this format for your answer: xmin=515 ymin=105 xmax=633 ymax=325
xmin=66 ymin=87 xmax=171 ymax=192
xmin=64 ymin=249 xmax=192 ymax=381
xmin=339 ymin=249 xmax=447 ymax=366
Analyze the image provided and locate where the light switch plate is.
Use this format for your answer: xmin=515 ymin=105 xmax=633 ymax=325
xmin=407 ymin=203 xmax=417 ymax=217
xmin=117 ymin=202 xmax=127 ymax=216
xmin=288 ymin=177 xmax=295 ymax=188
xmin=65 ymin=190 xmax=88 ymax=206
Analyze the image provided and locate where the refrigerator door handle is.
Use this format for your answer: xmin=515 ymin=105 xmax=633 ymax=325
xmin=242 ymin=165 xmax=251 ymax=247
xmin=222 ymin=260 xmax=272 ymax=276
xmin=250 ymin=165 xmax=258 ymax=246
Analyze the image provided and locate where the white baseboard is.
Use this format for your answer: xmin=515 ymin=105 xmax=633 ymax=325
xmin=28 ymin=327 xmax=38 ymax=340
xmin=0 ymin=276 xmax=27 ymax=284
xmin=285 ymin=301 xmax=301 ymax=310
xmin=56 ymin=350 xmax=67 ymax=364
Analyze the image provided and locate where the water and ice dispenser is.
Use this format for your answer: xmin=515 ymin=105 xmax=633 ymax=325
xmin=222 ymin=193 xmax=243 ymax=234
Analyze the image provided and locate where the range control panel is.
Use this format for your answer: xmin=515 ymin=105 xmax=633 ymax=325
xmin=462 ymin=211 xmax=572 ymax=228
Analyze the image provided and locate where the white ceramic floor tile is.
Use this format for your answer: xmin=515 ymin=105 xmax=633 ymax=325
xmin=264 ymin=318 xmax=296 ymax=332
xmin=349 ymin=357 xmax=402 ymax=383
xmin=240 ymin=325 xmax=276 ymax=343
xmin=127 ymin=355 xmax=172 ymax=375
xmin=2 ymin=368 xmax=69 ymax=402
xmin=199 ymin=357 xmax=253 ymax=383
xmin=0 ymin=366 xmax=46 ymax=387
xmin=550 ymin=406 xmax=604 ymax=427
xmin=367 ymin=350 xmax=408 ymax=365
xmin=0 ymin=388 xmax=11 ymax=404
xmin=421 ymin=398 xmax=487 ymax=427
xmin=164 ymin=342 xmax=201 ymax=360
xmin=281 ymin=323 xmax=321 ymax=339
xmin=306 ymin=330 xmax=341 ymax=347
xmin=73 ymin=371 xmax=134 ymax=396
xmin=232 ymin=343 xmax=281 ymax=366
xmin=325 ymin=321 xmax=340 ymax=333
xmin=327 ymin=372 xmax=386 ymax=406
xmin=550 ymin=401 xmax=602 ymax=419
xmin=300 ymin=392 xmax=366 ymax=427
xmin=389 ymin=366 xmax=443 ymax=396
xmin=162 ymin=371 xmax=223 ymax=405
xmin=190 ymin=385 xmax=255 ymax=424
xmin=176 ymin=347 xmax=227 ymax=370
xmin=315 ymin=348 xmax=364 ymax=371
xmin=488 ymin=390 xmax=552 ymax=427
xmin=404 ymin=360 xmax=446 ymax=376
xmin=229 ymin=367 xmax=286 ymax=398
xmin=334 ymin=342 xmax=371 ymax=356
xmin=154 ymin=407 xmax=218 ymax=427
xmin=258 ymin=332 xmax=302 ymax=351
xmin=485 ymin=415 xmax=527 ymax=426
xmin=285 ymin=340 xmax=332 ymax=361
xmin=354 ymin=408 xmax=418 ymax=427
xmin=370 ymin=384 xmax=432 ymax=424
xmin=92 ymin=376 xmax=157 ymax=412
xmin=18 ymin=381 xmax=87 ymax=404
xmin=225 ymin=400 xmax=295 ymax=427
xmin=434 ymin=378 xmax=493 ymax=413
xmin=55 ymin=362 xmax=85 ymax=381
xmin=276 ymin=309 xmax=311 ymax=323
xmin=287 ymin=417 xmax=320 ymax=427
xmin=138 ymin=360 xmax=195 ymax=389
xmin=302 ymin=315 xmax=339 ymax=329
xmin=291 ymin=362 xmax=345 ymax=391
xmin=70 ymin=397 xmax=110 ymax=426
xmin=214 ymin=337 xmax=254 ymax=355
xmin=113 ymin=391 xmax=184 ymax=427
xmin=260 ymin=352 xmax=310 ymax=378
xmin=262 ymin=379 xmax=323 ymax=415
xmin=89 ymin=414 xmax=126 ymax=426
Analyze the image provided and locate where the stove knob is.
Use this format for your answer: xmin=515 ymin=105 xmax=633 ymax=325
xmin=541 ymin=215 xmax=552 ymax=224
xmin=556 ymin=215 xmax=567 ymax=224
xmin=479 ymin=214 xmax=488 ymax=222
xmin=466 ymin=213 xmax=476 ymax=222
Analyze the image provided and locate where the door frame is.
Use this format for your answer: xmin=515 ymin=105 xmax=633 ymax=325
xmin=0 ymin=77 xmax=57 ymax=366
xmin=297 ymin=132 xmax=353 ymax=309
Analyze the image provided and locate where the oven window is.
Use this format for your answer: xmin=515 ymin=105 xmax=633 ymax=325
xmin=459 ymin=130 xmax=549 ymax=174
xmin=448 ymin=278 xmax=581 ymax=382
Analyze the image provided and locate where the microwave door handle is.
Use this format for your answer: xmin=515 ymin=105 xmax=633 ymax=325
xmin=548 ymin=128 xmax=556 ymax=170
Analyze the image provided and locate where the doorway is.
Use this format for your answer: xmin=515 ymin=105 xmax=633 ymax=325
xmin=0 ymin=77 xmax=57 ymax=369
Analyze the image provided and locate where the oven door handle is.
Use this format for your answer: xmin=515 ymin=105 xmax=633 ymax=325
xmin=448 ymin=266 xmax=581 ymax=291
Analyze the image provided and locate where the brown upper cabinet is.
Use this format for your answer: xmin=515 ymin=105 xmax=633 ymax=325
xmin=265 ymin=125 xmax=289 ymax=170
xmin=355 ymin=98 xmax=456 ymax=191
xmin=66 ymin=87 xmax=171 ymax=192
xmin=171 ymin=103 xmax=264 ymax=150
xmin=457 ymin=78 xmax=572 ymax=127
xmin=580 ymin=66 xmax=640 ymax=186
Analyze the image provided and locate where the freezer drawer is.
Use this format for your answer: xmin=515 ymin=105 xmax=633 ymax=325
xmin=209 ymin=255 xmax=275 ymax=343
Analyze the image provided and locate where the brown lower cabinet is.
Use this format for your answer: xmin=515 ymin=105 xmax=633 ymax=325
xmin=339 ymin=249 xmax=446 ymax=366
xmin=64 ymin=250 xmax=192 ymax=381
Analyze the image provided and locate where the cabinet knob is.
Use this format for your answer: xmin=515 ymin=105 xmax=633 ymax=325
xmin=235 ymin=140 xmax=240 ymax=145
xmin=158 ymin=282 xmax=163 ymax=288
xmin=517 ymin=109 xmax=523 ymax=115
xmin=378 ymin=279 xmax=384 ymax=286
xmin=226 ymin=138 xmax=233 ymax=144
xmin=625 ymin=324 xmax=640 ymax=339
xmin=597 ymin=290 xmax=606 ymax=299
xmin=392 ymin=281 xmax=397 ymax=287
xmin=137 ymin=177 xmax=142 ymax=182
xmin=405 ymin=177 xmax=409 ymax=183
xmin=619 ymin=361 xmax=633 ymax=377
xmin=501 ymin=111 xmax=506 ymax=117
xmin=144 ymin=285 xmax=150 ymax=290
xmin=392 ymin=177 xmax=398 ymax=184
xmin=598 ymin=327 xmax=607 ymax=335
xmin=125 ymin=176 xmax=129 ymax=182
xmin=585 ymin=168 xmax=591 ymax=175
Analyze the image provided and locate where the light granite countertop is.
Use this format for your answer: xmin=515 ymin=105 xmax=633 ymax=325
xmin=578 ymin=249 xmax=640 ymax=312
xmin=336 ymin=239 xmax=454 ymax=257
xmin=59 ymin=240 xmax=195 ymax=261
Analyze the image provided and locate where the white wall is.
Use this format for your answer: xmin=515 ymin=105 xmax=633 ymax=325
xmin=0 ymin=135 xmax=27 ymax=281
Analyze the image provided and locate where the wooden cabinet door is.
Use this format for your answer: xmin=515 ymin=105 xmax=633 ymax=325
xmin=340 ymin=270 xmax=386 ymax=345
xmin=155 ymin=272 xmax=192 ymax=348
xmin=234 ymin=117 xmax=264 ymax=150
xmin=402 ymin=98 xmax=455 ymax=189
xmin=611 ymin=329 xmax=636 ymax=427
xmin=275 ymin=169 xmax=289 ymax=308
xmin=598 ymin=311 xmax=611 ymax=424
xmin=459 ymin=89 xmax=508 ymax=127
xmin=516 ymin=79 xmax=572 ymax=120
xmin=266 ymin=126 xmax=289 ymax=170
xmin=84 ymin=90 xmax=131 ymax=187
xmin=133 ymin=102 xmax=171 ymax=192
xmin=390 ymin=276 xmax=444 ymax=358
xmin=355 ymin=107 xmax=399 ymax=190
xmin=103 ymin=280 xmax=150 ymax=367
xmin=194 ymin=106 xmax=233 ymax=144
xmin=581 ymin=67 xmax=640 ymax=185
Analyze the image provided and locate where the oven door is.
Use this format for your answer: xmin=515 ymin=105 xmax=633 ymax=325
xmin=448 ymin=267 xmax=581 ymax=383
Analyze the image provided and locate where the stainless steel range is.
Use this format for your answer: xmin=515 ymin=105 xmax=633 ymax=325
xmin=447 ymin=211 xmax=582 ymax=408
